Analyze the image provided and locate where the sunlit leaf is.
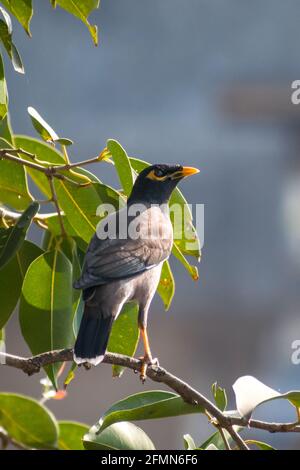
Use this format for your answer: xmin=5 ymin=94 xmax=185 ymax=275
xmin=172 ymin=243 xmax=199 ymax=280
xmin=0 ymin=138 xmax=32 ymax=210
xmin=27 ymin=106 xmax=59 ymax=142
xmin=54 ymin=177 xmax=101 ymax=243
xmin=0 ymin=6 xmax=24 ymax=73
xmin=157 ymin=260 xmax=175 ymax=310
xmin=212 ymin=382 xmax=227 ymax=412
xmin=0 ymin=53 xmax=8 ymax=119
xmin=55 ymin=0 xmax=100 ymax=45
xmin=63 ymin=362 xmax=77 ymax=389
xmin=0 ymin=0 xmax=33 ymax=35
xmin=107 ymin=139 xmax=135 ymax=196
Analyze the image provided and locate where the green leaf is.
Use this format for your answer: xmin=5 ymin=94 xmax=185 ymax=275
xmin=169 ymin=186 xmax=201 ymax=259
xmin=107 ymin=302 xmax=140 ymax=378
xmin=63 ymin=361 xmax=77 ymax=389
xmin=183 ymin=434 xmax=196 ymax=450
xmin=0 ymin=327 xmax=4 ymax=340
xmin=72 ymin=295 xmax=83 ymax=337
xmin=0 ymin=393 xmax=58 ymax=449
xmin=54 ymin=167 xmax=123 ymax=244
xmin=233 ymin=375 xmax=300 ymax=419
xmin=19 ymin=249 xmax=74 ymax=389
xmin=94 ymin=181 xmax=125 ymax=209
xmin=71 ymin=243 xmax=82 ymax=312
xmin=212 ymin=382 xmax=227 ymax=412
xmin=157 ymin=260 xmax=175 ymax=310
xmin=246 ymin=439 xmax=275 ymax=450
xmin=199 ymin=429 xmax=235 ymax=450
xmin=54 ymin=177 xmax=102 ymax=243
xmin=83 ymin=422 xmax=155 ymax=450
xmin=55 ymin=0 xmax=100 ymax=45
xmin=0 ymin=240 xmax=42 ymax=328
xmin=0 ymin=113 xmax=14 ymax=143
xmin=205 ymin=444 xmax=219 ymax=450
xmin=0 ymin=0 xmax=33 ymax=35
xmin=14 ymin=135 xmax=65 ymax=164
xmin=43 ymin=212 xmax=81 ymax=239
xmin=172 ymin=243 xmax=199 ymax=280
xmin=97 ymin=390 xmax=205 ymax=433
xmin=0 ymin=6 xmax=24 ymax=73
xmin=0 ymin=138 xmax=32 ymax=210
xmin=0 ymin=53 xmax=8 ymax=119
xmin=58 ymin=421 xmax=88 ymax=450
xmin=27 ymin=106 xmax=59 ymax=142
xmin=54 ymin=137 xmax=73 ymax=146
xmin=107 ymin=139 xmax=135 ymax=196
xmin=0 ymin=201 xmax=39 ymax=269
xmin=0 ymin=327 xmax=5 ymax=351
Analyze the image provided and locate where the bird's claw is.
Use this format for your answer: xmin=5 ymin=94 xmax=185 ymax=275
xmin=138 ymin=355 xmax=159 ymax=383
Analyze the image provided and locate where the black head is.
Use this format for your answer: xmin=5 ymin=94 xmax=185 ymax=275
xmin=128 ymin=164 xmax=199 ymax=205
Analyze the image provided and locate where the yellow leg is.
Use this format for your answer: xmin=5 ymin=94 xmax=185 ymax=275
xmin=139 ymin=327 xmax=153 ymax=383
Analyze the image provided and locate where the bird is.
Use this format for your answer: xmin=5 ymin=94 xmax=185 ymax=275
xmin=73 ymin=163 xmax=199 ymax=381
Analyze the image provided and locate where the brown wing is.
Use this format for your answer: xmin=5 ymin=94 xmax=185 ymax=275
xmin=74 ymin=206 xmax=173 ymax=289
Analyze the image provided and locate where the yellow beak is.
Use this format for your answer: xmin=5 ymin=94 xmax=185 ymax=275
xmin=181 ymin=166 xmax=200 ymax=177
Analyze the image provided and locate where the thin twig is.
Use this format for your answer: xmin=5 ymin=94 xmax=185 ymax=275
xmin=0 ymin=148 xmax=36 ymax=160
xmin=218 ymin=426 xmax=231 ymax=450
xmin=54 ymin=155 xmax=101 ymax=170
xmin=228 ymin=416 xmax=300 ymax=433
xmin=0 ymin=152 xmax=48 ymax=172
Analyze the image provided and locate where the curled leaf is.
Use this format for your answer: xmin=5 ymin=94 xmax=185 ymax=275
xmin=233 ymin=375 xmax=300 ymax=419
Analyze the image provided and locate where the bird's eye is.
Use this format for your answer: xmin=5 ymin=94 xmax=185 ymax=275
xmin=155 ymin=169 xmax=164 ymax=177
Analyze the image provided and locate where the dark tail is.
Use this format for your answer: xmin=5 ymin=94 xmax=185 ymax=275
xmin=74 ymin=304 xmax=114 ymax=366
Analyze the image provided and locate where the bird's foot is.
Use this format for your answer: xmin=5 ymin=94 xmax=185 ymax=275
xmin=138 ymin=355 xmax=159 ymax=383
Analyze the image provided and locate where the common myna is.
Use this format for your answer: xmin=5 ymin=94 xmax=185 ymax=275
xmin=73 ymin=164 xmax=199 ymax=380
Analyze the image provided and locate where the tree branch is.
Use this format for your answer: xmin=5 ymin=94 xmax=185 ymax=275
xmin=3 ymin=348 xmax=293 ymax=451
xmin=3 ymin=349 xmax=300 ymax=445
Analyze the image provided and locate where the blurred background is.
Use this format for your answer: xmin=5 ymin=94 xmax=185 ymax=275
xmin=2 ymin=0 xmax=300 ymax=449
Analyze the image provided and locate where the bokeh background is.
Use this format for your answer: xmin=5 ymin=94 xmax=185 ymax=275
xmin=2 ymin=0 xmax=300 ymax=449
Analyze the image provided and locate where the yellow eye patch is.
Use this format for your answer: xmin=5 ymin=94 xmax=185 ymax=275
xmin=146 ymin=169 xmax=168 ymax=181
